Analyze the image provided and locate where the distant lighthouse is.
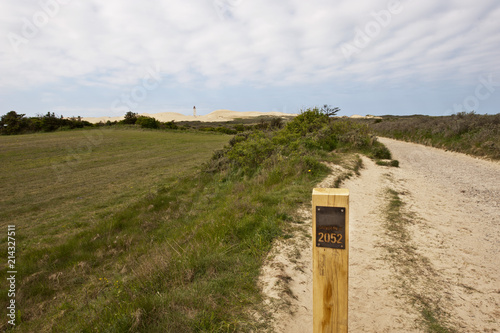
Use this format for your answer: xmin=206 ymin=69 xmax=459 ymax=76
xmin=193 ymin=106 xmax=196 ymax=117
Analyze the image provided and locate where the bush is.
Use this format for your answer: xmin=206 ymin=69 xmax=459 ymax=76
xmin=163 ymin=121 xmax=178 ymax=130
xmin=233 ymin=124 xmax=244 ymax=132
xmin=270 ymin=117 xmax=284 ymax=129
xmin=285 ymin=108 xmax=329 ymax=135
xmin=255 ymin=119 xmax=269 ymax=130
xmin=207 ymin=107 xmax=385 ymax=177
xmin=123 ymin=111 xmax=138 ymax=124
xmin=216 ymin=127 xmax=237 ymax=135
xmin=0 ymin=111 xmax=32 ymax=135
xmin=372 ymin=144 xmax=392 ymax=159
xmin=226 ymin=131 xmax=275 ymax=173
xmin=376 ymin=159 xmax=399 ymax=167
xmin=136 ymin=116 xmax=160 ymax=129
xmin=40 ymin=112 xmax=62 ymax=132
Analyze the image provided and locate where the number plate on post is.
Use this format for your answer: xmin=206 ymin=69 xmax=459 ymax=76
xmin=316 ymin=206 xmax=346 ymax=249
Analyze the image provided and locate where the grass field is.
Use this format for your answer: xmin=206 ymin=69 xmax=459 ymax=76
xmin=0 ymin=128 xmax=229 ymax=247
xmin=0 ymin=128 xmax=230 ymax=332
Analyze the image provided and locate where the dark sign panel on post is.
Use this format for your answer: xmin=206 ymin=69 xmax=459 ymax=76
xmin=315 ymin=206 xmax=346 ymax=249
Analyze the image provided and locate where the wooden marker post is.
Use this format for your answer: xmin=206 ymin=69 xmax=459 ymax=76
xmin=312 ymin=188 xmax=349 ymax=333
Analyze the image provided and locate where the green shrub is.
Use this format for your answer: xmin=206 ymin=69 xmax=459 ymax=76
xmin=209 ymin=107 xmax=386 ymax=178
xmin=376 ymin=159 xmax=399 ymax=167
xmin=284 ymin=107 xmax=329 ymax=135
xmin=255 ymin=119 xmax=270 ymax=130
xmin=136 ymin=116 xmax=160 ymax=129
xmin=123 ymin=111 xmax=138 ymax=124
xmin=270 ymin=117 xmax=284 ymax=129
xmin=372 ymin=144 xmax=392 ymax=159
xmin=226 ymin=131 xmax=275 ymax=173
xmin=229 ymin=133 xmax=249 ymax=146
xmin=216 ymin=126 xmax=237 ymax=134
xmin=0 ymin=111 xmax=32 ymax=134
xmin=234 ymin=124 xmax=246 ymax=132
xmin=163 ymin=120 xmax=178 ymax=129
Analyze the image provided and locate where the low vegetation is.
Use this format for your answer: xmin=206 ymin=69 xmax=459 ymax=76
xmin=368 ymin=112 xmax=500 ymax=159
xmin=1 ymin=107 xmax=390 ymax=332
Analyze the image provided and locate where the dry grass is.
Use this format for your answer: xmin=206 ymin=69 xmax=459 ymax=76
xmin=369 ymin=113 xmax=500 ymax=159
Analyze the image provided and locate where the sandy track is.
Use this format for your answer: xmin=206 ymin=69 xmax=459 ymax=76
xmin=260 ymin=138 xmax=500 ymax=332
xmin=379 ymin=138 xmax=500 ymax=332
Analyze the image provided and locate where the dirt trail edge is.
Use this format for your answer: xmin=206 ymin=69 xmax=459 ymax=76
xmin=258 ymin=138 xmax=500 ymax=332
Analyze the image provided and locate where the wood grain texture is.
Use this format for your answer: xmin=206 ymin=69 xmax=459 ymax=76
xmin=312 ymin=188 xmax=349 ymax=333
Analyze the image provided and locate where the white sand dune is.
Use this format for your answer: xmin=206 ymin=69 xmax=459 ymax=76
xmin=82 ymin=109 xmax=298 ymax=124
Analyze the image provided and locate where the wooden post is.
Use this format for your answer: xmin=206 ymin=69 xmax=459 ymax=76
xmin=312 ymin=188 xmax=349 ymax=333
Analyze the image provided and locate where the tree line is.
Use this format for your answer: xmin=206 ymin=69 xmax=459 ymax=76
xmin=0 ymin=110 xmax=180 ymax=135
xmin=0 ymin=111 xmax=93 ymax=135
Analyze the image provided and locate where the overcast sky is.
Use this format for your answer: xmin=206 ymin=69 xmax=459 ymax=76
xmin=1 ymin=0 xmax=499 ymax=118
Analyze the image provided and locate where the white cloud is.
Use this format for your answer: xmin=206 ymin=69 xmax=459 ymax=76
xmin=0 ymin=0 xmax=499 ymax=115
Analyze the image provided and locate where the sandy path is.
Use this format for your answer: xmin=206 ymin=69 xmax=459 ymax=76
xmin=379 ymin=138 xmax=500 ymax=332
xmin=260 ymin=138 xmax=500 ymax=332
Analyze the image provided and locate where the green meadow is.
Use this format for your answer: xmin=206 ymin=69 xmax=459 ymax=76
xmin=0 ymin=128 xmax=230 ymax=332
xmin=0 ymin=128 xmax=229 ymax=248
